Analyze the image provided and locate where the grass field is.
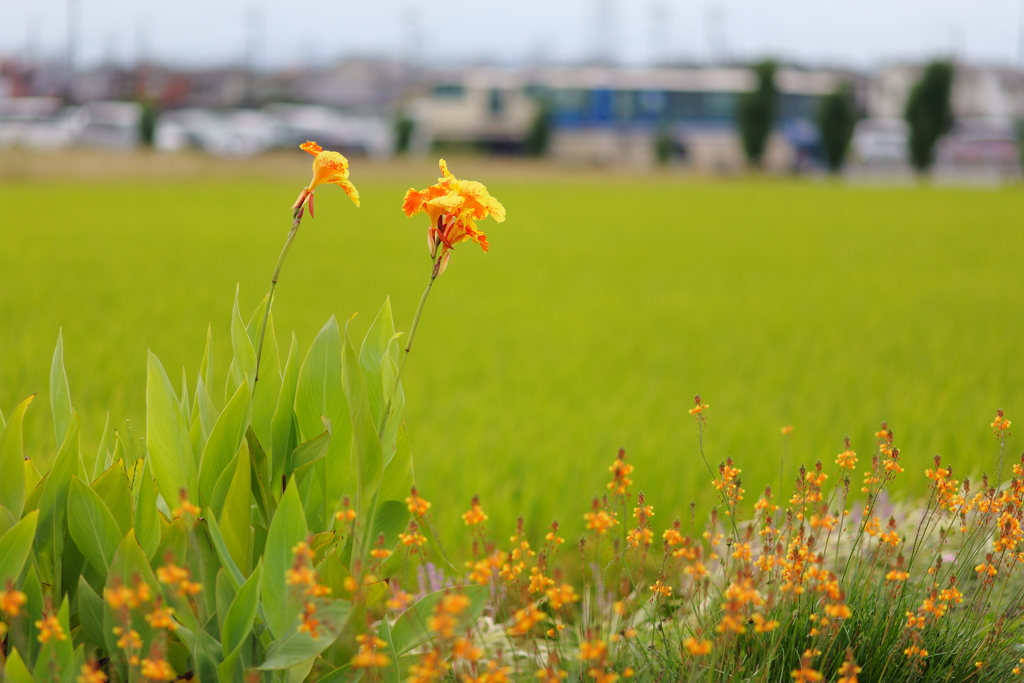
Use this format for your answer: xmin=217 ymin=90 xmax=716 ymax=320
xmin=2 ymin=156 xmax=1023 ymax=541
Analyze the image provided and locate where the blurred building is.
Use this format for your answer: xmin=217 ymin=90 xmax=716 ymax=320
xmin=852 ymin=64 xmax=1024 ymax=173
xmin=411 ymin=66 xmax=849 ymax=171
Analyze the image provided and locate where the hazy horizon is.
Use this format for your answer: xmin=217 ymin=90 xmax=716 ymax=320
xmin=2 ymin=0 xmax=1023 ymax=73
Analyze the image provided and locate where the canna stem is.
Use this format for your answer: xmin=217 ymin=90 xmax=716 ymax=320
xmin=254 ymin=208 xmax=303 ymax=390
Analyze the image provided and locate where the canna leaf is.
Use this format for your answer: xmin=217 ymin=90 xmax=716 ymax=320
xmin=262 ymin=479 xmax=308 ymax=638
xmin=134 ymin=458 xmax=161 ymax=561
xmin=258 ymin=599 xmax=351 ymax=670
xmin=0 ymin=511 xmax=38 ymax=586
xmin=90 ymin=463 xmax=133 ymax=536
xmin=146 ymin=351 xmax=198 ymax=508
xmin=50 ymin=329 xmax=72 ymax=456
xmin=221 ymin=561 xmax=262 ymax=658
xmin=343 ymin=318 xmax=383 ymax=519
xmin=220 ymin=444 xmax=253 ymax=576
xmin=0 ymin=395 xmax=33 ymax=518
xmin=67 ymin=477 xmax=122 ymax=580
xmin=229 ymin=285 xmax=257 ymax=399
xmin=390 ymin=585 xmax=488 ymax=656
xmin=272 ymin=332 xmax=301 ymax=489
xmin=198 ymin=379 xmax=252 ymax=506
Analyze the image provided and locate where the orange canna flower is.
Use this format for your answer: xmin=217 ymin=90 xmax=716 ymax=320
xmin=293 ymin=141 xmax=360 ymax=217
xmin=403 ymin=159 xmax=506 ymax=273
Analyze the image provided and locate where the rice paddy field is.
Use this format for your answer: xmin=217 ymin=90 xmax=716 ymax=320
xmin=2 ymin=152 xmax=1023 ymax=542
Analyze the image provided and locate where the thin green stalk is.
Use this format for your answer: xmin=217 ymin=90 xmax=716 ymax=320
xmin=254 ymin=209 xmax=303 ymax=389
xmin=377 ymin=252 xmax=440 ymax=439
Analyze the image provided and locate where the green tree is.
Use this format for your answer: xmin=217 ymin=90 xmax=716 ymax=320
xmin=904 ymin=61 xmax=955 ymax=173
xmin=817 ymin=84 xmax=858 ymax=173
xmin=737 ymin=60 xmax=778 ymax=168
xmin=394 ymin=115 xmax=415 ymax=155
xmin=524 ymin=103 xmax=550 ymax=157
xmin=138 ymin=100 xmax=158 ymax=147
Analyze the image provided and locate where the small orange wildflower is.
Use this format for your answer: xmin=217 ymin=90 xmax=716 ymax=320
xmin=140 ymin=658 xmax=175 ymax=681
xmin=992 ymin=409 xmax=1011 ymax=436
xmin=462 ymin=497 xmax=488 ymax=526
xmin=77 ymin=663 xmax=108 ymax=683
xmin=0 ymin=582 xmax=27 ymax=616
xmin=351 ymin=634 xmax=390 ymax=669
xmin=584 ymin=509 xmax=618 ymax=535
xmin=36 ymin=613 xmax=66 ymax=643
xmin=406 ymin=488 xmax=432 ymax=516
xmin=683 ymin=637 xmax=712 ymax=656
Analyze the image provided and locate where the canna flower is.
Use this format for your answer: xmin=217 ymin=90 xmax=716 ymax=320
xmin=293 ymin=141 xmax=360 ymax=216
xmin=403 ymin=159 xmax=506 ymax=274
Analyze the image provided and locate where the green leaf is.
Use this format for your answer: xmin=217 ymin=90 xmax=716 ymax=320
xmin=203 ymin=515 xmax=245 ymax=591
xmin=33 ymin=597 xmax=74 ymax=682
xmin=358 ymin=298 xmax=395 ymax=430
xmin=77 ymin=574 xmax=106 ymax=648
xmin=199 ymin=379 xmax=252 ymax=506
xmin=229 ymin=285 xmax=258 ymax=399
xmin=67 ymin=477 xmax=122 ymax=579
xmin=134 ymin=458 xmax=161 ymax=561
xmin=50 ymin=329 xmax=72 ymax=454
xmin=23 ymin=566 xmax=43 ymax=667
xmin=390 ymin=585 xmax=488 ymax=656
xmin=4 ymin=649 xmax=34 ymax=683
xmin=36 ymin=413 xmax=82 ymax=591
xmin=220 ymin=444 xmax=252 ymax=575
xmin=196 ymin=375 xmax=220 ymax=447
xmin=90 ymin=463 xmax=133 ymax=536
xmin=258 ymin=599 xmax=351 ymax=670
xmin=343 ymin=319 xmax=383 ymax=518
xmin=222 ymin=561 xmax=262 ymax=657
xmin=200 ymin=323 xmax=215 ymax=398
xmin=180 ymin=366 xmax=192 ymax=423
xmin=0 ymin=504 xmax=17 ymax=538
xmin=147 ymin=351 xmax=198 ymax=507
xmin=292 ymin=431 xmax=331 ymax=471
xmin=378 ymin=424 xmax=414 ymax=506
xmin=97 ymin=412 xmax=116 ymax=479
xmin=371 ymin=500 xmax=409 ymax=551
xmin=377 ymin=605 xmax=401 ymax=683
xmin=0 ymin=395 xmax=33 ymax=518
xmin=249 ymin=297 xmax=282 ymax=451
xmin=272 ymin=333 xmax=301 ymax=488
xmin=0 ymin=511 xmax=38 ymax=585
xmin=262 ymin=480 xmax=308 ymax=638
xmin=294 ymin=318 xmax=351 ymax=513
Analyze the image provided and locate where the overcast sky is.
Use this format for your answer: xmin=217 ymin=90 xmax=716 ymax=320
xmin=2 ymin=0 xmax=1023 ymax=71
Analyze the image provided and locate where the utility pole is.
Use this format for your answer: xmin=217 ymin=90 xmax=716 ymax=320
xmin=592 ymin=0 xmax=613 ymax=65
xmin=66 ymin=0 xmax=79 ymax=103
xmin=650 ymin=1 xmax=670 ymax=66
